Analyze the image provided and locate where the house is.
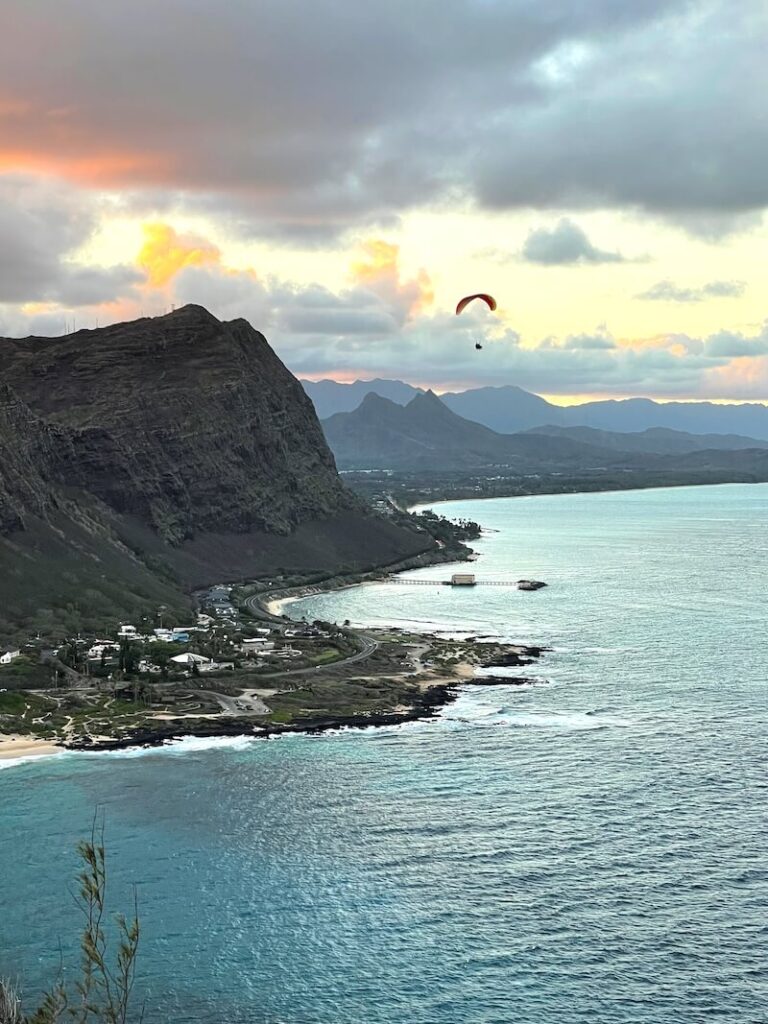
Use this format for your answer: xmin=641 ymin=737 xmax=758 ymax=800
xmin=138 ymin=659 xmax=162 ymax=675
xmin=213 ymin=604 xmax=236 ymax=618
xmin=0 ymin=650 xmax=21 ymax=665
xmin=87 ymin=642 xmax=120 ymax=660
xmin=240 ymin=638 xmax=275 ymax=655
xmin=170 ymin=653 xmax=212 ymax=667
xmin=117 ymin=625 xmax=138 ymax=637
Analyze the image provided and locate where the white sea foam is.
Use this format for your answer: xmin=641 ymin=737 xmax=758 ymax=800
xmin=76 ymin=734 xmax=260 ymax=760
xmin=0 ymin=750 xmax=68 ymax=771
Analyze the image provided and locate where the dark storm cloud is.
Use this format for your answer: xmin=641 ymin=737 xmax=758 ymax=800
xmin=0 ymin=1 xmax=763 ymax=239
xmin=637 ymin=279 xmax=746 ymax=303
xmin=0 ymin=177 xmax=141 ymax=304
xmin=521 ymin=219 xmax=626 ymax=265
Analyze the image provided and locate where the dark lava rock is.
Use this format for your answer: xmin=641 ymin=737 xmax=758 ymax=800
xmin=471 ymin=675 xmax=538 ymax=687
xmin=480 ymin=645 xmax=545 ymax=669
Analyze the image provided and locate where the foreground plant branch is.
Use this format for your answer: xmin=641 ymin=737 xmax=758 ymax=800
xmin=1 ymin=825 xmax=142 ymax=1024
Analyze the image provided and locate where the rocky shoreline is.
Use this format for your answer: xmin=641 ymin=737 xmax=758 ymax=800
xmin=64 ymin=665 xmax=543 ymax=754
xmin=3 ymin=536 xmax=549 ymax=758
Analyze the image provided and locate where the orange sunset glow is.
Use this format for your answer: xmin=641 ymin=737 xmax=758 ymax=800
xmin=0 ymin=1 xmax=764 ymax=403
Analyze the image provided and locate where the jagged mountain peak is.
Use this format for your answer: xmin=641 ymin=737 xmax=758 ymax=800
xmin=358 ymin=390 xmax=400 ymax=410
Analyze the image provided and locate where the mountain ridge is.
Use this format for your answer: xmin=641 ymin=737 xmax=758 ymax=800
xmin=526 ymin=424 xmax=768 ymax=455
xmin=321 ymin=390 xmax=768 ymax=479
xmin=322 ymin=390 xmax=647 ymax=471
xmin=304 ymin=378 xmax=768 ymax=440
xmin=0 ymin=307 xmax=431 ymax=640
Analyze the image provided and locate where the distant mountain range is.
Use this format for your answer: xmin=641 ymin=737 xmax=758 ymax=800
xmin=302 ymin=378 xmax=424 ymax=419
xmin=302 ymin=378 xmax=768 ymax=441
xmin=322 ymin=391 xmax=633 ymax=471
xmin=526 ymin=424 xmax=768 ymax=455
xmin=321 ymin=389 xmax=768 ymax=477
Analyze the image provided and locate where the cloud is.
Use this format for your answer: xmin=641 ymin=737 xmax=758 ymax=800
xmin=168 ymin=232 xmax=431 ymax=340
xmin=350 ymin=240 xmax=433 ymax=323
xmin=703 ymin=327 xmax=768 ymax=358
xmin=521 ymin=218 xmax=626 ymax=265
xmin=1 ymin=208 xmax=765 ymax=403
xmin=137 ymin=223 xmax=221 ymax=287
xmin=637 ymin=279 xmax=746 ymax=302
xmin=562 ymin=331 xmax=617 ymax=350
xmin=0 ymin=2 xmax=764 ymax=238
xmin=271 ymin=312 xmax=768 ymax=400
xmin=0 ymin=175 xmax=141 ymax=305
xmin=701 ymin=280 xmax=747 ymax=298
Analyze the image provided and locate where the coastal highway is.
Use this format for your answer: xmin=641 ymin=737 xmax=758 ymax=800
xmin=257 ymin=632 xmax=379 ymax=679
xmin=242 ymin=591 xmax=286 ymax=624
xmin=180 ymin=635 xmax=379 ymax=716
xmin=241 ymin=591 xmax=380 ymax=677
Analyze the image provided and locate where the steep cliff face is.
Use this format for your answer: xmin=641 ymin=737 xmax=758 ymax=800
xmin=2 ymin=305 xmax=358 ymax=542
xmin=0 ymin=384 xmax=63 ymax=532
xmin=0 ymin=306 xmax=431 ymax=640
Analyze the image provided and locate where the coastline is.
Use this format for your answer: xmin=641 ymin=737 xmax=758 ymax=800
xmin=1 ymin=503 xmax=546 ymax=761
xmin=406 ymin=477 xmax=768 ymax=513
xmin=252 ymin=528 xmax=484 ymax=622
xmin=63 ymin=665 xmax=542 ymax=755
xmin=1 ymin=628 xmax=544 ymax=766
xmin=0 ymin=734 xmax=63 ymax=764
xmin=263 ymin=577 xmax=382 ymax=617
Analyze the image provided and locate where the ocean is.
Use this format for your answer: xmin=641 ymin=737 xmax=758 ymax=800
xmin=2 ymin=483 xmax=766 ymax=1023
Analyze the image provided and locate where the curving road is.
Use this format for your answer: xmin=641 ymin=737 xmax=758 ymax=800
xmin=256 ymin=633 xmax=379 ymax=679
xmin=241 ymin=590 xmax=379 ymax=677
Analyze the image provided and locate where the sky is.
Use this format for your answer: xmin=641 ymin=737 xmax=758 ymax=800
xmin=1 ymin=0 xmax=767 ymax=403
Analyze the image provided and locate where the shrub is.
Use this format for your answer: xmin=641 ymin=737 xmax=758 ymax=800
xmin=3 ymin=825 xmax=141 ymax=1024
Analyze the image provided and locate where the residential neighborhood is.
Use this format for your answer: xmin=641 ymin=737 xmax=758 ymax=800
xmin=0 ymin=584 xmax=342 ymax=687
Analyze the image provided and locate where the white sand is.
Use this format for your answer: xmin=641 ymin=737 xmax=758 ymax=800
xmin=264 ymin=595 xmax=301 ymax=616
xmin=0 ymin=733 xmax=63 ymax=762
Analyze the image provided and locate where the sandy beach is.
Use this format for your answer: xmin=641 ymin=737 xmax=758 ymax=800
xmin=264 ymin=578 xmax=385 ymax=617
xmin=0 ymin=734 xmax=63 ymax=763
xmin=264 ymin=594 xmax=301 ymax=616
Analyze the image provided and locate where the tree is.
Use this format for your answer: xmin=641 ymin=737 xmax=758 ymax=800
xmin=1 ymin=824 xmax=142 ymax=1024
xmin=117 ymin=640 xmax=138 ymax=678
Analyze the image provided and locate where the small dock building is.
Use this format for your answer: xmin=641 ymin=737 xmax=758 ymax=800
xmin=450 ymin=573 xmax=476 ymax=586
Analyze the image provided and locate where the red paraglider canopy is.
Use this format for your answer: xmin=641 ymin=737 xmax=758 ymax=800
xmin=456 ymin=293 xmax=497 ymax=316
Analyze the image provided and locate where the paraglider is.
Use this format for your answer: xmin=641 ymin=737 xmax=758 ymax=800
xmin=455 ymin=293 xmax=497 ymax=316
xmin=456 ymin=293 xmax=496 ymax=351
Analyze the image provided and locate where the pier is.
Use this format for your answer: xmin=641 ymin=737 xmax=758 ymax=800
xmin=385 ymin=573 xmax=547 ymax=591
xmin=386 ymin=576 xmax=513 ymax=587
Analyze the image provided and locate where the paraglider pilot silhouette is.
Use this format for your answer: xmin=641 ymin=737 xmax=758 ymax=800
xmin=456 ymin=293 xmax=496 ymax=351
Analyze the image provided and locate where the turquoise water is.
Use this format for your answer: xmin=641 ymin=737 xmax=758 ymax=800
xmin=2 ymin=484 xmax=767 ymax=1023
